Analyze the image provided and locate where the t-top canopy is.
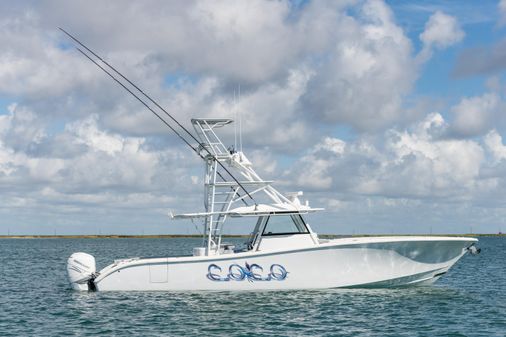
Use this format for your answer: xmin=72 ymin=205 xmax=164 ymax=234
xmin=191 ymin=118 xmax=233 ymax=127
xmin=170 ymin=203 xmax=324 ymax=219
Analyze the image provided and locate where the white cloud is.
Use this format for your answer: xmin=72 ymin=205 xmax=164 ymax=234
xmin=0 ymin=105 xmax=200 ymax=225
xmin=247 ymin=149 xmax=277 ymax=176
xmin=484 ymin=129 xmax=506 ymax=162
xmin=384 ymin=118 xmax=484 ymax=196
xmin=288 ymin=113 xmax=486 ymax=200
xmin=0 ymin=16 xmax=98 ymax=97
xmin=30 ymin=0 xmax=342 ymax=86
xmin=68 ymin=114 xmax=124 ymax=155
xmin=499 ymin=0 xmax=506 ymax=26
xmin=420 ymin=11 xmax=465 ymax=48
xmin=187 ymin=0 xmax=295 ymax=83
xmin=314 ymin=137 xmax=346 ymax=155
xmin=296 ymin=158 xmax=333 ymax=190
xmin=300 ymin=0 xmax=417 ymax=131
xmin=0 ymin=0 xmax=423 ymax=135
xmin=418 ymin=11 xmax=465 ymax=62
xmin=450 ymin=93 xmax=499 ymax=137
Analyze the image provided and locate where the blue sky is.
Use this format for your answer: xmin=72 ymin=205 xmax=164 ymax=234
xmin=2 ymin=0 xmax=506 ymax=235
xmin=412 ymin=11 xmax=499 ymax=96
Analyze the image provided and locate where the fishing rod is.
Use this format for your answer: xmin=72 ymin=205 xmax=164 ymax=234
xmin=74 ymin=46 xmax=250 ymax=207
xmin=60 ymin=28 xmax=256 ymax=206
xmin=59 ymin=28 xmax=200 ymax=147
xmin=75 ymin=48 xmax=197 ymax=157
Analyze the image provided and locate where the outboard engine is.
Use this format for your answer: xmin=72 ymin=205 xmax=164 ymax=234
xmin=467 ymin=244 xmax=481 ymax=255
xmin=67 ymin=252 xmax=96 ymax=291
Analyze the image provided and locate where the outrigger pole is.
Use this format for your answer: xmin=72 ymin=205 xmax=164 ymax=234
xmin=59 ymin=28 xmax=256 ymax=206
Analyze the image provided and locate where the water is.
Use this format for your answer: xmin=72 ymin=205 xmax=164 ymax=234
xmin=0 ymin=237 xmax=504 ymax=336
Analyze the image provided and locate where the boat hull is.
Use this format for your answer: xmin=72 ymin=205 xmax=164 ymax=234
xmin=85 ymin=236 xmax=476 ymax=291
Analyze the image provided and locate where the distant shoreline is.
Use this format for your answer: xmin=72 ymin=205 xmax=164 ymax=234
xmin=0 ymin=233 xmax=504 ymax=239
xmin=0 ymin=234 xmax=243 ymax=239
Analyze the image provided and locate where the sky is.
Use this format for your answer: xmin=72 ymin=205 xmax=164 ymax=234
xmin=1 ymin=0 xmax=506 ymax=235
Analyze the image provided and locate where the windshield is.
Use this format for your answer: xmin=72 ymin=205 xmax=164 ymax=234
xmin=262 ymin=214 xmax=309 ymax=236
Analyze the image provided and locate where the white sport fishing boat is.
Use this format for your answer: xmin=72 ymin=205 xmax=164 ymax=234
xmin=61 ymin=28 xmax=479 ymax=291
xmin=67 ymin=118 xmax=478 ymax=291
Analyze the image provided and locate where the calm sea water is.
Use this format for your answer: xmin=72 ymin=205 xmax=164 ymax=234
xmin=0 ymin=237 xmax=504 ymax=337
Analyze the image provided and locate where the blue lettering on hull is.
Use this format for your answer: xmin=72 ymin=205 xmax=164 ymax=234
xmin=207 ymin=262 xmax=288 ymax=282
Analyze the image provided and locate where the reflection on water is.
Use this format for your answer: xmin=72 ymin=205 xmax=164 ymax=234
xmin=0 ymin=237 xmax=504 ymax=336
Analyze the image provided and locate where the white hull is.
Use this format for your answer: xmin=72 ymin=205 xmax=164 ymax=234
xmin=77 ymin=236 xmax=475 ymax=291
